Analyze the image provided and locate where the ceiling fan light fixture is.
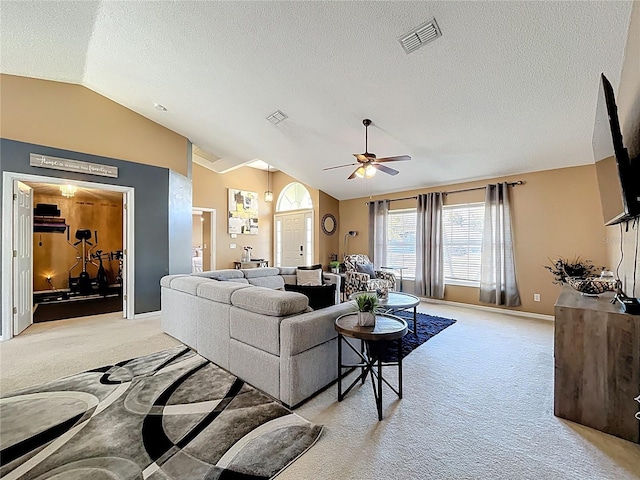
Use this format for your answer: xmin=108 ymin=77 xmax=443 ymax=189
xmin=355 ymin=164 xmax=376 ymax=179
xmin=365 ymin=164 xmax=376 ymax=178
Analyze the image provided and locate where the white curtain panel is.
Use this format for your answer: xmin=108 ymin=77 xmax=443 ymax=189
xmin=368 ymin=200 xmax=389 ymax=268
xmin=415 ymin=192 xmax=445 ymax=299
xmin=479 ymin=183 xmax=521 ymax=307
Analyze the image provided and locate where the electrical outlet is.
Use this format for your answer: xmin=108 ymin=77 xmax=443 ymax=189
xmin=534 ymin=293 xmax=541 ymax=302
xmin=230 ymin=243 xmax=236 ymax=249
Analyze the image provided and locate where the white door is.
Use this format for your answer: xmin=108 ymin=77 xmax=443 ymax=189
xmin=275 ymin=210 xmax=313 ymax=267
xmin=13 ymin=181 xmax=33 ymax=335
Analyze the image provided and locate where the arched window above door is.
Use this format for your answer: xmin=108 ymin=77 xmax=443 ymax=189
xmin=276 ymin=182 xmax=313 ymax=212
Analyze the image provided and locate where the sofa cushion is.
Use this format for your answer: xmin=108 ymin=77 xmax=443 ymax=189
xmin=280 ymin=302 xmax=358 ymax=357
xmin=160 ymin=274 xmax=189 ymax=288
xmin=284 ymin=284 xmax=336 ymax=310
xmin=169 ymin=276 xmax=214 ymax=295
xmin=192 ymin=269 xmax=245 ymax=280
xmin=197 ymin=281 xmax=251 ymax=303
xmin=241 ymin=267 xmax=280 ymax=279
xmin=230 ymin=308 xmax=284 ymax=356
xmin=247 ymin=276 xmax=285 ymax=289
xmin=231 ymin=287 xmax=308 ymax=316
xmin=296 ymin=269 xmax=323 ymax=286
xmin=278 ymin=267 xmax=297 ymax=276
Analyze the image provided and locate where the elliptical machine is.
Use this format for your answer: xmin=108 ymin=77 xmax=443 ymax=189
xmin=92 ymin=250 xmax=110 ymax=296
xmin=67 ymin=227 xmax=99 ymax=296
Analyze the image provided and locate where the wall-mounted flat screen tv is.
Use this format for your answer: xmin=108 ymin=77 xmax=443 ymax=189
xmin=593 ymin=74 xmax=639 ymax=226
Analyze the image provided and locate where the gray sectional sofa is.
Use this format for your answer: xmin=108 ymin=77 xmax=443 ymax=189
xmin=160 ymin=267 xmax=358 ymax=407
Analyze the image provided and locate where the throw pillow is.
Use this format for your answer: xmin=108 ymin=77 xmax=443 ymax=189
xmin=296 ymin=264 xmax=323 ymax=271
xmin=296 ymin=268 xmax=323 ymax=286
xmin=355 ymin=262 xmax=377 ymax=278
xmin=284 ymin=284 xmax=336 ymax=310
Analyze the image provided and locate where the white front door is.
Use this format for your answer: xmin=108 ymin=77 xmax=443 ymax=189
xmin=13 ymin=181 xmax=33 ymax=335
xmin=275 ymin=210 xmax=313 ymax=267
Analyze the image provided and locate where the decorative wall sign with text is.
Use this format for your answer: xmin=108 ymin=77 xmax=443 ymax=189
xmin=228 ymin=189 xmax=258 ymax=235
xmin=30 ymin=153 xmax=119 ymax=178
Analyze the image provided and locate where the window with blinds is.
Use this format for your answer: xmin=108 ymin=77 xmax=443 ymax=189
xmin=442 ymin=203 xmax=485 ymax=286
xmin=386 ymin=209 xmax=417 ymax=279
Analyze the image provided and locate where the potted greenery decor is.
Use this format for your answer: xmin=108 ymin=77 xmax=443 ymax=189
xmin=544 ymin=256 xmax=603 ymax=284
xmin=329 ymin=261 xmax=341 ymax=274
xmin=355 ymin=292 xmax=379 ymax=327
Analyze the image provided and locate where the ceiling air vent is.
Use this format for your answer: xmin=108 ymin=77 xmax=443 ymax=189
xmin=399 ymin=18 xmax=442 ymax=54
xmin=266 ymin=110 xmax=288 ymax=125
xmin=193 ymin=146 xmax=219 ymax=164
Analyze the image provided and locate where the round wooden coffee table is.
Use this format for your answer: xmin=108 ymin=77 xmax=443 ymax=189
xmin=335 ymin=313 xmax=408 ymax=420
xmin=349 ymin=291 xmax=420 ymax=333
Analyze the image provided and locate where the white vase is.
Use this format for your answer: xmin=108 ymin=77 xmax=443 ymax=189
xmin=357 ymin=311 xmax=376 ymax=327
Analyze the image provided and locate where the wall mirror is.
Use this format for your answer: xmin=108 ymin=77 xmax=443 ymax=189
xmin=321 ymin=213 xmax=337 ymax=235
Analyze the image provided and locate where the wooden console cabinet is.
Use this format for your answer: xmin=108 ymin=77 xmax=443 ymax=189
xmin=554 ymin=287 xmax=640 ymax=443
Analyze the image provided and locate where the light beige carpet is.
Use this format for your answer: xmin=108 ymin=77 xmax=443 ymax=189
xmin=0 ymin=312 xmax=180 ymax=394
xmin=1 ymin=304 xmax=638 ymax=479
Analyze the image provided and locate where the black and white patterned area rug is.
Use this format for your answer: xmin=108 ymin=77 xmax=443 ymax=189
xmin=0 ymin=346 xmax=322 ymax=480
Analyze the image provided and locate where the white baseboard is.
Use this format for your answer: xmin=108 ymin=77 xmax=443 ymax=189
xmin=134 ymin=310 xmax=161 ymax=320
xmin=419 ymin=297 xmax=554 ymax=322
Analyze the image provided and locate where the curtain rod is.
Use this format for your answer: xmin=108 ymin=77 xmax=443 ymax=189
xmin=364 ymin=181 xmax=523 ymax=205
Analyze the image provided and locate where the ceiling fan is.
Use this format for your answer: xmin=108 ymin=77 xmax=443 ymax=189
xmin=323 ymin=119 xmax=411 ymax=179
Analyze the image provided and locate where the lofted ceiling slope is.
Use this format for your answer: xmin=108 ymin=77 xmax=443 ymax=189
xmin=0 ymin=1 xmax=633 ymax=200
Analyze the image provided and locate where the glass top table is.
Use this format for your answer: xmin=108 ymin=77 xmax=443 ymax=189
xmin=349 ymin=291 xmax=420 ymax=333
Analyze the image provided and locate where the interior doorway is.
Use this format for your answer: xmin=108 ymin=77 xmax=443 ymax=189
xmin=192 ymin=208 xmax=216 ymax=272
xmin=2 ymin=172 xmax=135 ymax=341
xmin=27 ymin=182 xmax=124 ymax=323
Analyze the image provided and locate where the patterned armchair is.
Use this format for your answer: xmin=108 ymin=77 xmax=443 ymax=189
xmin=343 ymin=254 xmax=396 ymax=298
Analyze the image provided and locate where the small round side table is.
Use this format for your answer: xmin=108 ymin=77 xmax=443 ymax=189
xmin=335 ymin=313 xmax=408 ymax=420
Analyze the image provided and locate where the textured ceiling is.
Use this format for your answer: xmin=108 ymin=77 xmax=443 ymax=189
xmin=1 ymin=1 xmax=633 ymax=200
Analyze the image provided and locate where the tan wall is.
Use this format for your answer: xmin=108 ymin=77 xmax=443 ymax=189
xmin=604 ymin=1 xmax=640 ymax=298
xmin=318 ymin=191 xmax=340 ymax=269
xmin=339 ymin=165 xmax=609 ymax=316
xmin=192 ymin=214 xmax=203 ymax=249
xmin=193 ymin=163 xmax=274 ymax=268
xmin=33 ymin=190 xmax=123 ymax=291
xmin=0 ymin=74 xmax=189 ymax=175
xmin=192 ymin=165 xmax=334 ymax=270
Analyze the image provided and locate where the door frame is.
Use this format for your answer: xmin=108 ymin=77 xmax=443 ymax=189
xmin=1 ymin=171 xmax=135 ymax=341
xmin=273 ymin=209 xmax=314 ymax=267
xmin=193 ymin=207 xmax=216 ymax=271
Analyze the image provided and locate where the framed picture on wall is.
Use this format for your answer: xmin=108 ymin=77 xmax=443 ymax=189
xmin=228 ymin=189 xmax=259 ymax=235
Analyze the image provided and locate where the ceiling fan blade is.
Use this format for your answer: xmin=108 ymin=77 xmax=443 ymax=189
xmin=375 ymin=155 xmax=411 ymax=163
xmin=353 ymin=154 xmax=370 ymax=163
xmin=323 ymin=162 xmax=359 ymax=171
xmin=347 ymin=167 xmax=361 ymax=180
xmin=372 ymin=163 xmax=399 ymax=176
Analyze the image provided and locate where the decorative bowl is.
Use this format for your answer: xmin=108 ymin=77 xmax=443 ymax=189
xmin=566 ymin=276 xmax=612 ymax=296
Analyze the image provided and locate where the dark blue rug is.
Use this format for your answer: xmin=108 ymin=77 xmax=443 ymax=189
xmin=378 ymin=311 xmax=456 ymax=362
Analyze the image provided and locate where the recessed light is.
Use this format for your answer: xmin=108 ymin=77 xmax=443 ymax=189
xmin=154 ymin=103 xmax=168 ymax=112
